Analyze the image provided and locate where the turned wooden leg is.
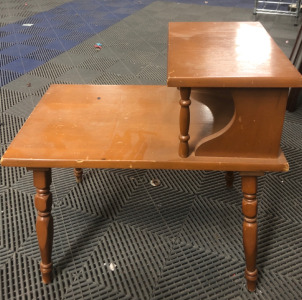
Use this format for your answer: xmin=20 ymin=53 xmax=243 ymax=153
xmin=179 ymin=87 xmax=191 ymax=158
xmin=240 ymin=173 xmax=261 ymax=292
xmin=74 ymin=168 xmax=83 ymax=183
xmin=225 ymin=171 xmax=234 ymax=187
xmin=31 ymin=168 xmax=53 ymax=284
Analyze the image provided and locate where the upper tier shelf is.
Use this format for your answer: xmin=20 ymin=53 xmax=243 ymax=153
xmin=167 ymin=22 xmax=302 ymax=88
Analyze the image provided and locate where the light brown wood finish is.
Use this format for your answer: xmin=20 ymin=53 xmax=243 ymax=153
xmin=168 ymin=22 xmax=301 ymax=161
xmin=240 ymin=172 xmax=262 ymax=292
xmin=179 ymin=87 xmax=191 ymax=158
xmin=2 ymin=22 xmax=302 ymax=292
xmin=167 ymin=22 xmax=302 ymax=88
xmin=30 ymin=168 xmax=53 ymax=284
xmin=195 ymin=88 xmax=288 ymax=159
xmin=0 ymin=84 xmax=290 ymax=291
xmin=166 ymin=22 xmax=302 ymax=292
xmin=0 ymin=85 xmax=289 ymax=172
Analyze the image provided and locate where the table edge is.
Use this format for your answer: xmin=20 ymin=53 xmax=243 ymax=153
xmin=1 ymin=152 xmax=289 ymax=172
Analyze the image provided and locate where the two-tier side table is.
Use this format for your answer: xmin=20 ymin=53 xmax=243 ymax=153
xmin=2 ymin=22 xmax=302 ymax=292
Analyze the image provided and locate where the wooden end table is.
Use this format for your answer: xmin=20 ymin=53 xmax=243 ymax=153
xmin=167 ymin=22 xmax=302 ymax=291
xmin=1 ymin=22 xmax=302 ymax=292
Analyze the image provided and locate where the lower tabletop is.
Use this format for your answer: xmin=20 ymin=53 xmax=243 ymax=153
xmin=1 ymin=84 xmax=288 ymax=172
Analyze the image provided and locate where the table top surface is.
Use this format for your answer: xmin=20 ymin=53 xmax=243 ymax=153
xmin=167 ymin=22 xmax=302 ymax=88
xmin=1 ymin=84 xmax=288 ymax=172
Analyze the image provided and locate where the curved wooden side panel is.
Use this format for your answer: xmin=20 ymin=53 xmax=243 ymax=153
xmin=195 ymin=88 xmax=288 ymax=158
xmin=195 ymin=110 xmax=237 ymax=150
